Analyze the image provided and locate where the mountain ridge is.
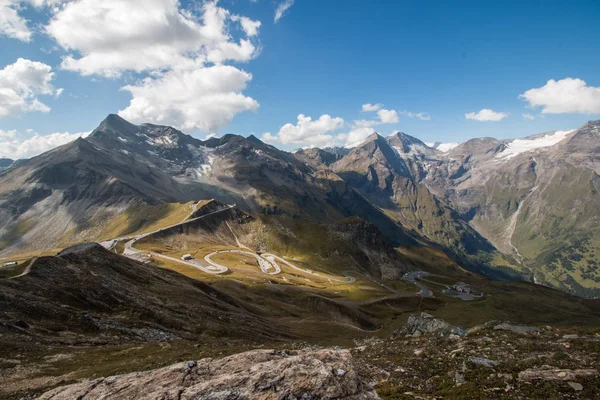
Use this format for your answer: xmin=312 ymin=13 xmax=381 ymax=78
xmin=1 ymin=115 xmax=599 ymax=296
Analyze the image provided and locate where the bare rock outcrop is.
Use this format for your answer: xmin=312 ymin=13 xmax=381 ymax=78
xmin=405 ymin=312 xmax=465 ymax=336
xmin=37 ymin=349 xmax=380 ymax=400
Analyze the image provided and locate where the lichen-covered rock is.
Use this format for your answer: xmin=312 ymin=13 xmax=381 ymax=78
xmin=37 ymin=349 xmax=380 ymax=400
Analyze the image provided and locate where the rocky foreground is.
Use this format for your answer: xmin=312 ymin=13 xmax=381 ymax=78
xmin=37 ymin=349 xmax=379 ymax=400
xmin=36 ymin=313 xmax=600 ymax=399
xmin=353 ymin=313 xmax=600 ymax=399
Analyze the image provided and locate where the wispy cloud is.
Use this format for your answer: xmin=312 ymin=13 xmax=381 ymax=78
xmin=274 ymin=0 xmax=295 ymax=23
xmin=399 ymin=110 xmax=431 ymax=120
xmin=522 ymin=113 xmax=536 ymax=120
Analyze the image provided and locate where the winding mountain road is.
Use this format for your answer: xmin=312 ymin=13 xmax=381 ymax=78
xmin=97 ymin=202 xmax=443 ymax=297
xmin=110 ymin=204 xmax=236 ymax=275
xmin=7 ymin=202 xmax=449 ymax=299
xmin=403 ymin=271 xmax=434 ymax=297
xmin=205 ymin=250 xmax=281 ymax=275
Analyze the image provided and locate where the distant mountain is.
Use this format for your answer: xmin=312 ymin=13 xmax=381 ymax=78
xmin=0 ymin=158 xmax=14 ymax=171
xmin=424 ymin=122 xmax=600 ymax=297
xmin=1 ymin=115 xmax=599 ymax=297
xmin=331 ymin=132 xmax=500 ymax=275
xmin=294 ymin=122 xmax=600 ymax=296
xmin=0 ymin=115 xmax=415 ymax=258
xmin=323 ymin=146 xmax=351 ymax=157
xmin=294 ymin=147 xmax=346 ymax=168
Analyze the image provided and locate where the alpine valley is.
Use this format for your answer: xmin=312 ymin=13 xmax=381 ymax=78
xmin=2 ymin=115 xmax=599 ymax=296
xmin=1 ymin=115 xmax=600 ymax=399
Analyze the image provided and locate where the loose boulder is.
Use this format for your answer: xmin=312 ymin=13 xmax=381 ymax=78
xmin=405 ymin=312 xmax=465 ymax=336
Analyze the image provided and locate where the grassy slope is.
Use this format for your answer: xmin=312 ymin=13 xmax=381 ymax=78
xmin=2 ymin=211 xmax=599 ymax=399
xmin=137 ymin=210 xmax=598 ymax=330
xmin=95 ymin=200 xmax=202 ymax=240
xmin=513 ymin=166 xmax=600 ymax=297
xmin=2 ymin=201 xmax=205 ymax=259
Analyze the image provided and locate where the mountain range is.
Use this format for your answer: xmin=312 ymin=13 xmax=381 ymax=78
xmin=0 ymin=114 xmax=599 ymax=297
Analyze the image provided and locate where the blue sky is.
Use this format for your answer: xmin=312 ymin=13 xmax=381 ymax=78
xmin=1 ymin=0 xmax=599 ymax=158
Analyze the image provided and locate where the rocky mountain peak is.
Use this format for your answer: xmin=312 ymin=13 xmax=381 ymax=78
xmin=95 ymin=114 xmax=139 ymax=137
xmin=246 ymin=134 xmax=264 ymax=145
xmin=387 ymin=131 xmax=437 ymax=158
xmin=567 ymin=119 xmax=600 ymax=142
xmin=348 ymin=132 xmax=397 ymax=157
xmin=363 ymin=131 xmax=387 ymax=144
xmin=90 ymin=115 xmax=200 ymax=151
xmin=388 ymin=131 xmax=423 ymax=145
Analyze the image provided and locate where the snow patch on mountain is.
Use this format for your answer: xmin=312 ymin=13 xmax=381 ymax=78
xmin=186 ymin=144 xmax=215 ymax=178
xmin=496 ymin=130 xmax=575 ymax=160
xmin=195 ymin=155 xmax=215 ymax=177
xmin=145 ymin=135 xmax=176 ymax=147
xmin=392 ymin=144 xmax=428 ymax=157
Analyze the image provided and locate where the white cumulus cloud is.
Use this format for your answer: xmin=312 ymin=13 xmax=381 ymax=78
xmin=0 ymin=0 xmax=67 ymax=42
xmin=46 ymin=0 xmax=260 ymax=77
xmin=274 ymin=0 xmax=294 ymax=23
xmin=39 ymin=0 xmax=263 ymax=132
xmin=362 ymin=103 xmax=382 ymax=112
xmin=519 ymin=78 xmax=600 ymax=114
xmin=0 ymin=129 xmax=17 ymax=140
xmin=343 ymin=126 xmax=376 ymax=148
xmin=0 ymin=129 xmax=90 ymax=159
xmin=0 ymin=0 xmax=31 ymax=41
xmin=0 ymin=58 xmax=61 ymax=118
xmin=465 ymin=108 xmax=507 ymax=122
xmin=377 ymin=109 xmax=399 ymax=124
xmin=262 ymin=114 xmax=344 ymax=147
xmin=231 ymin=15 xmax=261 ymax=37
xmin=362 ymin=103 xmax=400 ymax=124
xmin=119 ymin=64 xmax=259 ymax=132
